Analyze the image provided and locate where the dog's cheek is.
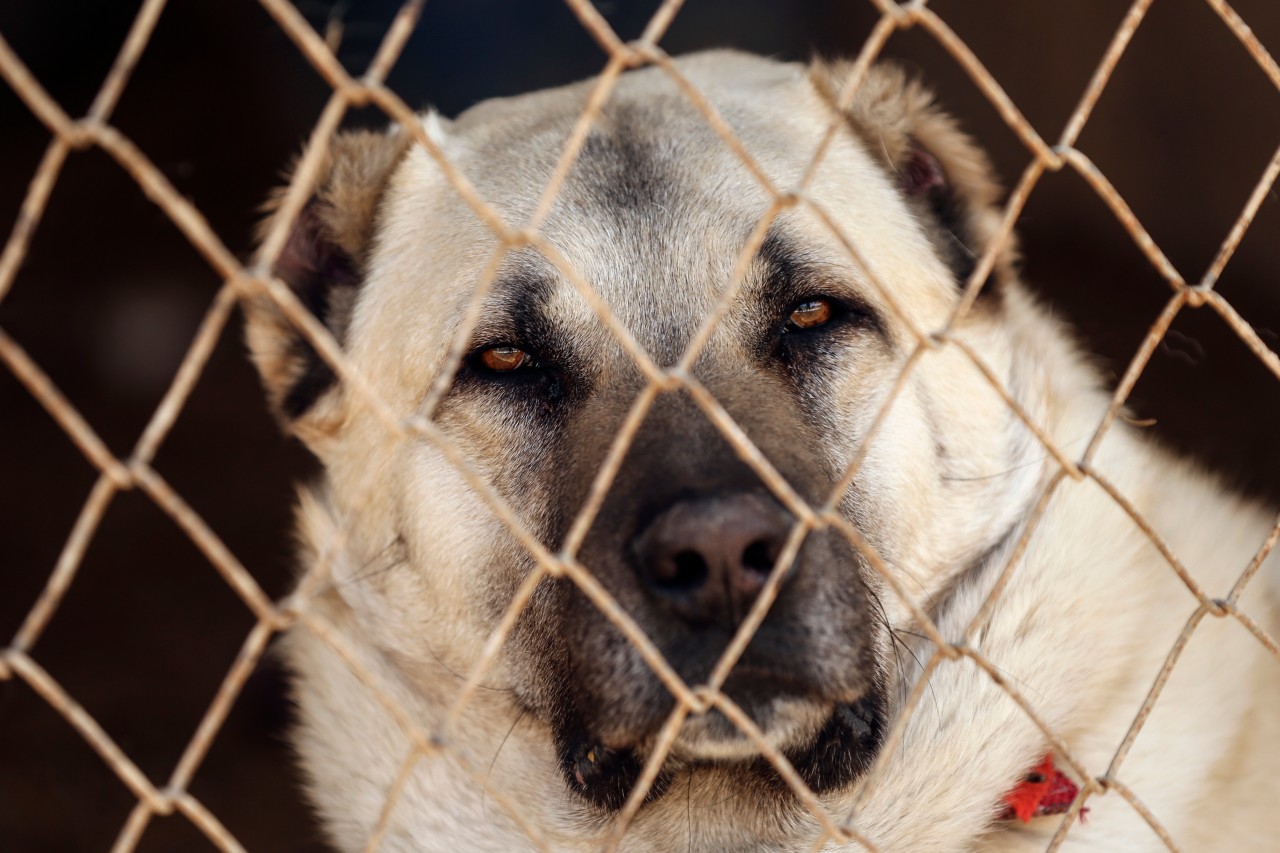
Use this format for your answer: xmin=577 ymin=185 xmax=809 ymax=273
xmin=776 ymin=531 xmax=885 ymax=690
xmin=379 ymin=444 xmax=523 ymax=667
xmin=562 ymin=592 xmax=675 ymax=741
xmin=813 ymin=355 xmax=925 ymax=566
xmin=504 ymin=581 xmax=667 ymax=814
xmin=906 ymin=337 xmax=1039 ymax=576
xmin=504 ymin=578 xmax=573 ymax=716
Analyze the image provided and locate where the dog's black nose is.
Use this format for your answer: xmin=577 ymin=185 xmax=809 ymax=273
xmin=633 ymin=493 xmax=794 ymax=629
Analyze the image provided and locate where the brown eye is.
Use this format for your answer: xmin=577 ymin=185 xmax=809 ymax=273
xmin=788 ymin=299 xmax=833 ymax=330
xmin=479 ymin=346 xmax=533 ymax=372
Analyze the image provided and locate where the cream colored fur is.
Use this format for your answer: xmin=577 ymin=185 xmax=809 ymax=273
xmin=247 ymin=51 xmax=1280 ymax=851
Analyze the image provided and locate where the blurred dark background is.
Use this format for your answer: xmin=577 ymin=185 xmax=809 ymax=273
xmin=1 ymin=1 xmax=1277 ymax=850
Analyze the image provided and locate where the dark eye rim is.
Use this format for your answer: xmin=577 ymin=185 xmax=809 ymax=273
xmin=780 ymin=295 xmax=862 ymax=335
xmin=459 ymin=342 xmax=568 ymax=409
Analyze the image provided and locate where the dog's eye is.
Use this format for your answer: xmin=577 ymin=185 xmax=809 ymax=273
xmin=787 ymin=298 xmax=834 ymax=331
xmin=467 ymin=344 xmax=566 ymax=410
xmin=478 ymin=346 xmax=534 ymax=372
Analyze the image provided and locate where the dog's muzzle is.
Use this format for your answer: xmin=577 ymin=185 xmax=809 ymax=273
xmin=530 ymin=391 xmax=888 ymax=811
xmin=544 ymin=488 xmax=887 ymax=811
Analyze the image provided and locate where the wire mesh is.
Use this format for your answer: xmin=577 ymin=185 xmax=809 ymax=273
xmin=1 ymin=0 xmax=1278 ymax=851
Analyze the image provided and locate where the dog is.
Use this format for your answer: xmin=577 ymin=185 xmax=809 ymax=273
xmin=244 ymin=50 xmax=1280 ymax=851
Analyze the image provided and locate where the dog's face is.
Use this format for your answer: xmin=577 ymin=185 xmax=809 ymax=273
xmin=248 ymin=51 xmax=1043 ymax=816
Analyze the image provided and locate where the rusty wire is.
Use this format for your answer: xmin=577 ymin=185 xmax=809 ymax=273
xmin=2 ymin=0 xmax=1279 ymax=851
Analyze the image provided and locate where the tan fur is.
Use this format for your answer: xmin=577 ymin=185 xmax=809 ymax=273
xmin=245 ymin=128 xmax=411 ymax=433
xmin=246 ymin=51 xmax=1280 ymax=851
xmin=812 ymin=59 xmax=1015 ymax=291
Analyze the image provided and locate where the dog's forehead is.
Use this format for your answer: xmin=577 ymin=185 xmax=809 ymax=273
xmin=362 ymin=52 xmax=950 ymax=378
xmin=447 ymin=56 xmax=820 ymax=341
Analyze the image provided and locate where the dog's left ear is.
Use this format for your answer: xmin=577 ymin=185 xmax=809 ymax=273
xmin=245 ymin=128 xmax=412 ymax=447
xmin=810 ymin=59 xmax=1015 ymax=298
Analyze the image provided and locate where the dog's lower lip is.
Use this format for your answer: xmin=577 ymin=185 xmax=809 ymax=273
xmin=663 ymin=696 xmax=881 ymax=780
xmin=783 ymin=692 xmax=886 ymax=794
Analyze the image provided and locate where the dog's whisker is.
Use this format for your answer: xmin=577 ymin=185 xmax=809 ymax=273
xmin=481 ymin=709 xmax=527 ymax=821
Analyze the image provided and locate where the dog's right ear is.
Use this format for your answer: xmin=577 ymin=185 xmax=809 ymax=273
xmin=245 ymin=129 xmax=411 ymax=445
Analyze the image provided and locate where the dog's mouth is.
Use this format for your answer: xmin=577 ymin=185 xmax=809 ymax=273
xmin=555 ymin=685 xmax=887 ymax=812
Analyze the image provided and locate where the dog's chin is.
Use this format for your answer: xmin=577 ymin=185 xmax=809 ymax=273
xmin=671 ymin=695 xmax=834 ymax=761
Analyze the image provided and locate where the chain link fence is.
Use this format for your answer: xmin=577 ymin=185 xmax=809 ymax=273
xmin=2 ymin=0 xmax=1279 ymax=850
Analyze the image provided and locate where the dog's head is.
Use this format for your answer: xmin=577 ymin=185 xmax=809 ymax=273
xmin=247 ymin=51 xmax=1043 ymax=814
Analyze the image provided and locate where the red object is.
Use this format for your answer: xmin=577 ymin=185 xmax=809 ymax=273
xmin=999 ymin=754 xmax=1084 ymax=823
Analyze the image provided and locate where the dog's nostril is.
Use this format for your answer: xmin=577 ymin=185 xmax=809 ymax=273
xmin=741 ymin=540 xmax=775 ymax=576
xmin=633 ymin=493 xmax=795 ymax=628
xmin=666 ymin=550 xmax=709 ymax=590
